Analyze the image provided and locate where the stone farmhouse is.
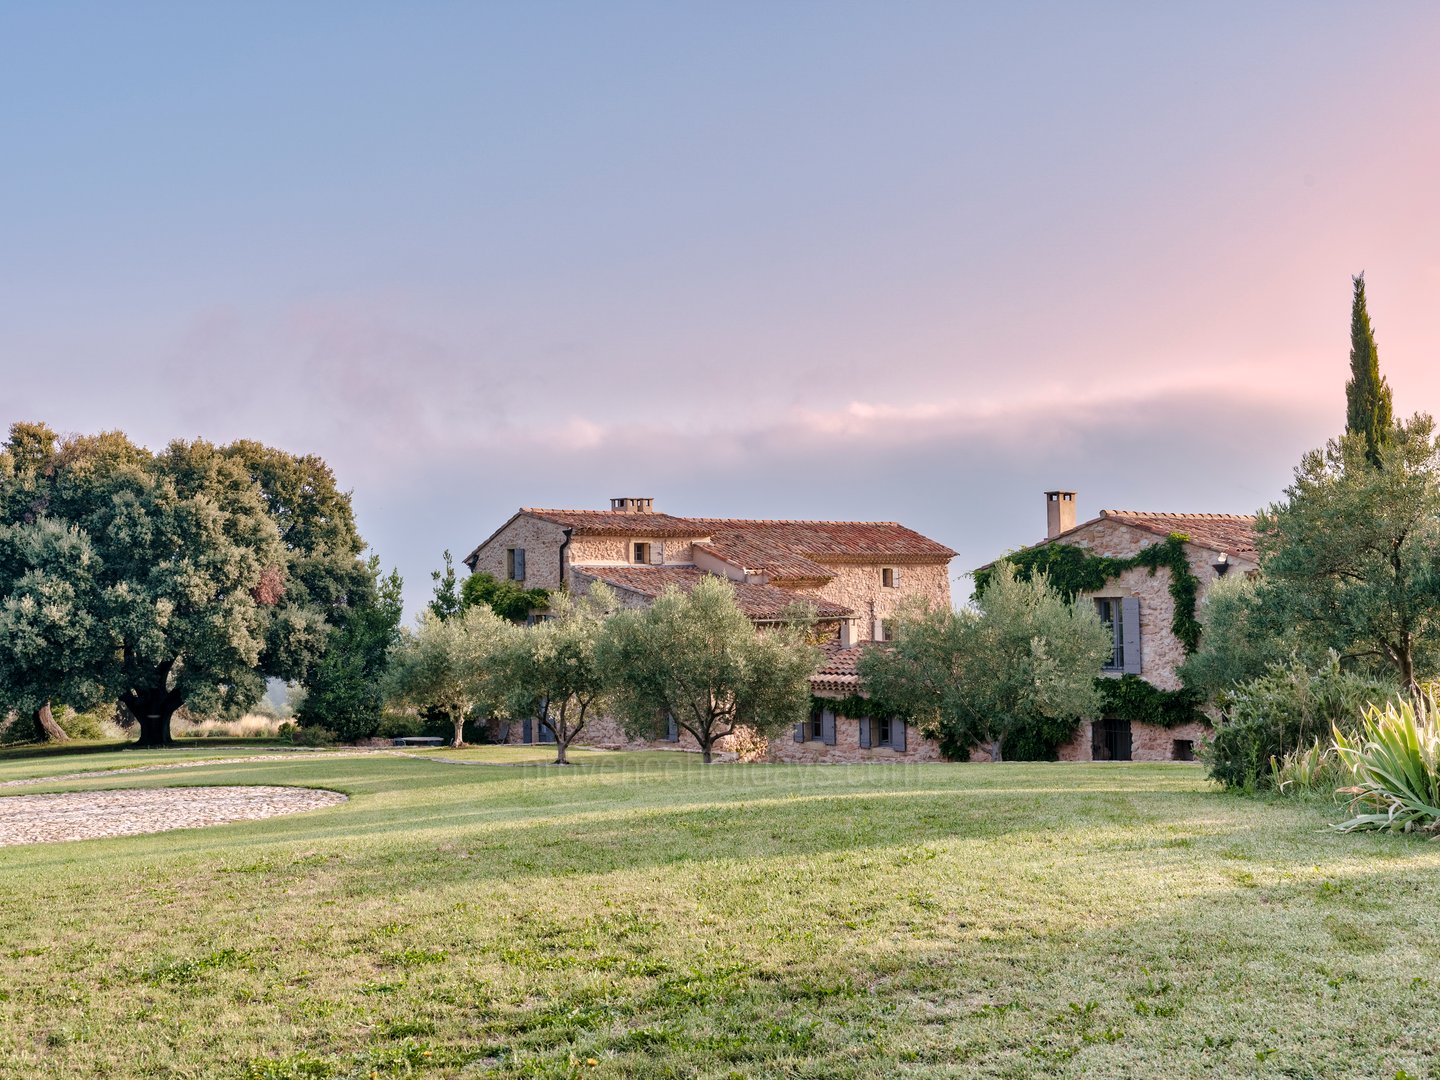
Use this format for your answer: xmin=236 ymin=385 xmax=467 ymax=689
xmin=982 ymin=490 xmax=1258 ymax=763
xmin=462 ymin=497 xmax=955 ymax=760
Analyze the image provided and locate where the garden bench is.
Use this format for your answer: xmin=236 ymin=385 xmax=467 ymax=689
xmin=391 ymin=736 xmax=445 ymax=747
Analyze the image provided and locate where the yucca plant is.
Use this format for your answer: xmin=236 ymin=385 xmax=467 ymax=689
xmin=1332 ymin=692 xmax=1440 ymax=833
xmin=1270 ymin=738 xmax=1349 ymax=797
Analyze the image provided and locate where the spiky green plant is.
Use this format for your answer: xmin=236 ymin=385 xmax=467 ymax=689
xmin=1270 ymin=738 xmax=1349 ymax=798
xmin=1332 ymin=693 xmax=1440 ymax=833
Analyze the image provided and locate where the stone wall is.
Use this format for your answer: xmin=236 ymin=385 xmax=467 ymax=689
xmin=1061 ymin=519 xmax=1255 ymax=690
xmin=567 ymin=534 xmax=699 ymax=567
xmin=518 ymin=706 xmax=947 ymax=763
xmin=792 ymin=561 xmax=952 ymax=642
xmin=1054 ymin=718 xmax=1211 ymax=762
xmin=768 ymin=712 xmax=946 ymax=763
xmin=467 ymin=514 xmax=569 ymax=590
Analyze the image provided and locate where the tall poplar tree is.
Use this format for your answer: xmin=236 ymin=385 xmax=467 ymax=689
xmin=1345 ymin=273 xmax=1393 ymax=467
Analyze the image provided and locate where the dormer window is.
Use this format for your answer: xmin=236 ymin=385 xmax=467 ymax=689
xmin=632 ymin=541 xmax=661 ymax=564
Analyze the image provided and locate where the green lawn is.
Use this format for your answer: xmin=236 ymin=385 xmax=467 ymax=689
xmin=392 ymin=746 xmax=695 ymax=767
xmin=0 ymin=749 xmax=1436 ymax=1079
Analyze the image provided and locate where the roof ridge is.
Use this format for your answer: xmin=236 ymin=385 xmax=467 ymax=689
xmin=1101 ymin=509 xmax=1257 ymax=520
xmin=523 ymin=508 xmax=907 ymax=527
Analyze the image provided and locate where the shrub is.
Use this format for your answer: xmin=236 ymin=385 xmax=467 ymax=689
xmin=278 ymin=722 xmax=336 ymax=748
xmin=1333 ymin=694 xmax=1440 ymax=833
xmin=376 ymin=713 xmax=426 ymax=740
xmin=1 ymin=704 xmax=123 ymax=744
xmin=54 ymin=704 xmax=122 ymax=741
xmin=178 ymin=714 xmax=286 ymax=739
xmin=1270 ymin=738 xmax=1350 ymax=798
xmin=1204 ymin=654 xmax=1392 ymax=790
xmin=727 ymin=725 xmax=770 ymax=762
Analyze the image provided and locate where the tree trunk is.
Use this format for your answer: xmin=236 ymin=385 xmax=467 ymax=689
xmin=125 ymin=687 xmax=179 ymax=748
xmin=990 ymin=739 xmax=1004 ymax=763
xmin=700 ymin=739 xmax=713 ymax=764
xmin=555 ymin=737 xmax=569 ymax=766
xmin=35 ymin=702 xmax=70 ymax=742
xmin=1400 ymin=650 xmax=1418 ymax=698
xmin=452 ymin=714 xmax=464 ymax=749
xmin=135 ymin=709 xmax=176 ymax=747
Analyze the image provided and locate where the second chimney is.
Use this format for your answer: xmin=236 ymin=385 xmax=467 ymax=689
xmin=1045 ymin=490 xmax=1076 ymax=539
xmin=610 ymin=497 xmax=655 ymax=514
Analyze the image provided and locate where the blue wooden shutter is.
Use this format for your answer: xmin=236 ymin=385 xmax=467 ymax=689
xmin=514 ymin=548 xmax=526 ymax=581
xmin=858 ymin=717 xmax=871 ymax=749
xmin=892 ymin=720 xmax=907 ymax=752
xmin=522 ymin=716 xmax=533 ymax=744
xmin=821 ymin=709 xmax=836 ymax=746
xmin=1121 ymin=596 xmax=1142 ymax=674
xmin=793 ymin=722 xmax=804 ymax=742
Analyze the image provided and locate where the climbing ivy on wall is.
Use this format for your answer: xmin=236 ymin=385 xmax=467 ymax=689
xmin=1094 ymin=674 xmax=1201 ymax=729
xmin=973 ymin=533 xmax=1202 ymax=654
xmin=811 ymin=692 xmax=892 ymax=720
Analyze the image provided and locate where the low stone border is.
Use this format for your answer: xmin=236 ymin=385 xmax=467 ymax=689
xmin=0 ymin=785 xmax=347 ymax=847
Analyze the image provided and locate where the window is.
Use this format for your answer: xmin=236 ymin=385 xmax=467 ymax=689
xmin=633 ymin=541 xmax=651 ymax=564
xmin=797 ymin=707 xmax=835 ymax=745
xmin=881 ymin=567 xmax=896 ymax=588
xmin=1172 ymin=739 xmax=1195 ymax=762
xmin=506 ymin=548 xmax=526 ymax=582
xmin=860 ymin=715 xmax=907 ymax=751
xmin=1094 ymin=598 xmax=1124 ymax=671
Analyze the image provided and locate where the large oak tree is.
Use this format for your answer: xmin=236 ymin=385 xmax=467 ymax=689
xmin=0 ymin=425 xmax=379 ymax=746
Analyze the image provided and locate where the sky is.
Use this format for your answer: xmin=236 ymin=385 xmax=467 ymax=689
xmin=3 ymin=2 xmax=1439 ymax=615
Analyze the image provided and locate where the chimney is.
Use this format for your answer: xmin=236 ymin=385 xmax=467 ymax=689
xmin=609 ymin=497 xmax=655 ymax=514
xmin=1045 ymin=490 xmax=1076 ymax=539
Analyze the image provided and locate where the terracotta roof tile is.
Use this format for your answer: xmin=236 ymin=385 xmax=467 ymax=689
xmin=810 ymin=641 xmax=882 ymax=692
xmin=683 ymin=519 xmax=956 ymax=562
xmin=572 ymin=565 xmax=853 ymax=621
xmin=693 ymin=537 xmax=835 ymax=581
xmin=1096 ymin=510 xmax=1258 ymax=558
xmin=523 ymin=508 xmax=704 ymax=537
xmin=514 ymin=508 xmax=955 ymax=582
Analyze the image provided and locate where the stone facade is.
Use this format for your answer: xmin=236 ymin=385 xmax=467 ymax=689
xmin=769 ymin=709 xmax=945 ymax=763
xmin=1057 ymin=517 xmax=1257 ymax=691
xmin=789 ymin=561 xmax=951 ymax=643
xmin=466 ymin=514 xmax=570 ymax=590
xmin=1054 ymin=718 xmax=1210 ymax=763
xmin=511 ymin=705 xmax=948 ymax=763
xmin=1004 ymin=510 xmax=1259 ymax=760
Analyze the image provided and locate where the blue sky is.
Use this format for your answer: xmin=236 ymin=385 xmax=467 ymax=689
xmin=3 ymin=3 xmax=1439 ymax=614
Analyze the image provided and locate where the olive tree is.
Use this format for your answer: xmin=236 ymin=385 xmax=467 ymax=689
xmin=860 ymin=563 xmax=1111 ymax=761
xmin=386 ymin=605 xmax=513 ymax=747
xmin=494 ymin=584 xmax=613 ymax=764
xmin=596 ymin=576 xmax=820 ymax=763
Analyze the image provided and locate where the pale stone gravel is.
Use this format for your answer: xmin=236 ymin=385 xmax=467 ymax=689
xmin=0 ymin=785 xmax=347 ymax=847
xmin=0 ymin=750 xmax=373 ymax=789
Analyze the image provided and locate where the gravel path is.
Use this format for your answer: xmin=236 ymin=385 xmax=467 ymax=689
xmin=0 ymin=785 xmax=347 ymax=846
xmin=0 ymin=751 xmax=372 ymax=789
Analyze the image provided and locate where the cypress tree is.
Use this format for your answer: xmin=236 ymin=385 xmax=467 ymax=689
xmin=1344 ymin=272 xmax=1393 ymax=466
